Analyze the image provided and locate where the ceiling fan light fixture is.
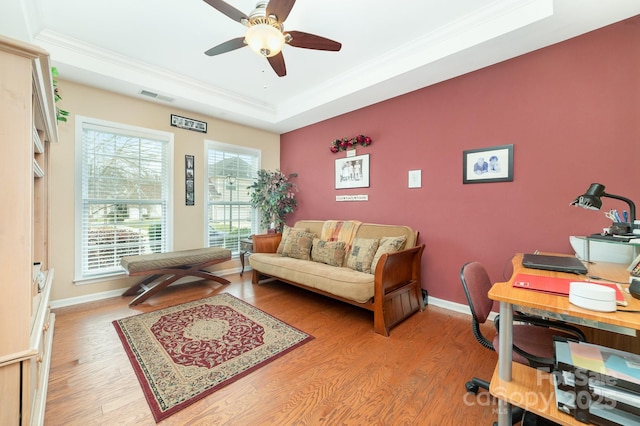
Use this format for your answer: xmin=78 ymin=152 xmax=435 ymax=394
xmin=245 ymin=23 xmax=285 ymax=57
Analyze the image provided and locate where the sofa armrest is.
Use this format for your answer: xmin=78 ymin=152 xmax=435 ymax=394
xmin=373 ymin=244 xmax=425 ymax=336
xmin=252 ymin=233 xmax=282 ymax=253
xmin=374 ymin=244 xmax=424 ymax=292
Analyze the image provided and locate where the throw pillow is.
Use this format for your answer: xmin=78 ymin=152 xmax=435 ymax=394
xmin=281 ymin=230 xmax=316 ymax=260
xmin=311 ymin=238 xmax=346 ymax=267
xmin=276 ymin=225 xmax=293 ymax=254
xmin=276 ymin=225 xmax=308 ymax=254
xmin=370 ymin=236 xmax=407 ymax=272
xmin=346 ymin=238 xmax=380 ymax=274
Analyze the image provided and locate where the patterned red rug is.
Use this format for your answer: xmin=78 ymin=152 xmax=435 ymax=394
xmin=113 ymin=293 xmax=313 ymax=422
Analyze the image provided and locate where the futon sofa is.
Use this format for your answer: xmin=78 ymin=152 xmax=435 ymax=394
xmin=248 ymin=220 xmax=425 ymax=336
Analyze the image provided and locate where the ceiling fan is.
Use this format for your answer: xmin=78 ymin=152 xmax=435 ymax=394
xmin=203 ymin=0 xmax=342 ymax=77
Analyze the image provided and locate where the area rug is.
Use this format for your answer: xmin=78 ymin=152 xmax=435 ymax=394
xmin=113 ymin=293 xmax=313 ymax=422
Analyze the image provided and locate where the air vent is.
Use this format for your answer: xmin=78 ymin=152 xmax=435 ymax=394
xmin=139 ymin=90 xmax=174 ymax=103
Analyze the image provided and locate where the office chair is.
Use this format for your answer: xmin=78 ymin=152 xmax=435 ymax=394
xmin=460 ymin=261 xmax=586 ymax=425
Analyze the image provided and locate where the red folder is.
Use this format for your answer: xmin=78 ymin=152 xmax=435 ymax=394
xmin=512 ymin=273 xmax=626 ymax=305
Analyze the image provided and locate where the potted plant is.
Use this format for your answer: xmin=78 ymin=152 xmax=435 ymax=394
xmin=248 ymin=169 xmax=298 ymax=233
xmin=51 ymin=67 xmax=69 ymax=123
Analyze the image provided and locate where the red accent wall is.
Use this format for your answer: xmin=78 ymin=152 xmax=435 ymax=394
xmin=280 ymin=16 xmax=640 ymax=305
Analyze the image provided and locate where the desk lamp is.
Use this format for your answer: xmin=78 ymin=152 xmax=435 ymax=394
xmin=570 ymin=183 xmax=636 ymax=225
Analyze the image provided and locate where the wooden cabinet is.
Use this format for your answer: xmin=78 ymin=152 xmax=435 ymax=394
xmin=0 ymin=35 xmax=58 ymax=426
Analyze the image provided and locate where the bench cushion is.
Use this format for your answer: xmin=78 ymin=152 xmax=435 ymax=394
xmin=121 ymin=247 xmax=231 ymax=274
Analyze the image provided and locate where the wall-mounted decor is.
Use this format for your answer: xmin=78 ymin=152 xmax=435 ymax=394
xmin=185 ymin=155 xmax=194 ymax=206
xmin=171 ymin=114 xmax=207 ymax=133
xmin=336 ymin=195 xmax=369 ymax=201
xmin=330 ymin=135 xmax=372 ymax=153
xmin=463 ymin=144 xmax=513 ymax=184
xmin=335 ymin=154 xmax=370 ymax=189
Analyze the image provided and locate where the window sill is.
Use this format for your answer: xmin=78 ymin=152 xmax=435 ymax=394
xmin=74 ymin=271 xmax=127 ymax=286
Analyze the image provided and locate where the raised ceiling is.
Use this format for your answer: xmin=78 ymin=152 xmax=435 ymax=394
xmin=4 ymin=0 xmax=640 ymax=133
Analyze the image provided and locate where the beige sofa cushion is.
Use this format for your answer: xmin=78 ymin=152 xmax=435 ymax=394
xmin=248 ymin=253 xmax=375 ymax=303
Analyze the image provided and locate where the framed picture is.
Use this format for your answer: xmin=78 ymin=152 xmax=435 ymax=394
xmin=335 ymin=154 xmax=370 ymax=189
xmin=171 ymin=114 xmax=207 ymax=133
xmin=185 ymin=155 xmax=194 ymax=206
xmin=463 ymin=144 xmax=513 ymax=184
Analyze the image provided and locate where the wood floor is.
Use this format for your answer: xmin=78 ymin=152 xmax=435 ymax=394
xmin=45 ymin=274 xmax=502 ymax=425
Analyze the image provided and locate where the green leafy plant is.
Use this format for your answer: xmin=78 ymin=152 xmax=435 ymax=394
xmin=51 ymin=67 xmax=69 ymax=123
xmin=247 ymin=169 xmax=298 ymax=232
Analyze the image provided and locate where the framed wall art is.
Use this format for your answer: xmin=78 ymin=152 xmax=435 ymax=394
xmin=335 ymin=154 xmax=370 ymax=189
xmin=171 ymin=114 xmax=207 ymax=133
xmin=185 ymin=155 xmax=194 ymax=205
xmin=463 ymin=144 xmax=513 ymax=184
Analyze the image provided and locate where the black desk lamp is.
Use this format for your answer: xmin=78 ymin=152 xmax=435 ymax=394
xmin=570 ymin=183 xmax=636 ymax=224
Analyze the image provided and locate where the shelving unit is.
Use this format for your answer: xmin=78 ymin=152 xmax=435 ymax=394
xmin=0 ymin=35 xmax=59 ymax=426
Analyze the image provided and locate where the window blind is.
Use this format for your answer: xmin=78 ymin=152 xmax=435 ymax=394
xmin=78 ymin=120 xmax=171 ymax=279
xmin=206 ymin=142 xmax=260 ymax=254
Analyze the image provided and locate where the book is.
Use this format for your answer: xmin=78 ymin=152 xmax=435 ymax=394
xmin=628 ymin=253 xmax=640 ymax=277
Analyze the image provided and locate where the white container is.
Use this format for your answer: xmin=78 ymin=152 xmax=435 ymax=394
xmin=569 ymin=282 xmax=616 ymax=312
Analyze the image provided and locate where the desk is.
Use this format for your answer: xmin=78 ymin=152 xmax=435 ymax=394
xmin=488 ymin=253 xmax=640 ymax=426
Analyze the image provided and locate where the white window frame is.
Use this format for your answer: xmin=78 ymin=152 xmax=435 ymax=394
xmin=204 ymin=140 xmax=260 ymax=255
xmin=74 ymin=116 xmax=174 ymax=283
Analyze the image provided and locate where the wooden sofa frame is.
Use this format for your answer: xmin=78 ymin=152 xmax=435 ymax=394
xmin=251 ymin=233 xmax=425 ymax=336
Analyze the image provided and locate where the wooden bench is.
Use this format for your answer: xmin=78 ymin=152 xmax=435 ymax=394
xmin=121 ymin=247 xmax=232 ymax=305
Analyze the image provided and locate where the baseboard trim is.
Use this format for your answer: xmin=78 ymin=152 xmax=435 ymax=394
xmin=52 ymin=273 xmax=496 ymax=321
xmin=427 ymin=295 xmax=498 ymax=321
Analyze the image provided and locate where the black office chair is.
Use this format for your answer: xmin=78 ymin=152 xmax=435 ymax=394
xmin=460 ymin=261 xmax=586 ymax=425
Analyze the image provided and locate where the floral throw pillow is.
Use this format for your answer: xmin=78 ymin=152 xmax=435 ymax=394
xmin=311 ymin=238 xmax=346 ymax=267
xmin=281 ymin=230 xmax=316 ymax=260
xmin=370 ymin=236 xmax=407 ymax=272
xmin=346 ymin=238 xmax=380 ymax=274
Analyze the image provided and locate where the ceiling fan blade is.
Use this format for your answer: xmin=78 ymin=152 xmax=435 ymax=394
xmin=266 ymin=0 xmax=296 ymax=23
xmin=205 ymin=37 xmax=246 ymax=56
xmin=286 ymin=31 xmax=342 ymax=51
xmin=202 ymin=0 xmax=247 ymax=24
xmin=267 ymin=52 xmax=287 ymax=77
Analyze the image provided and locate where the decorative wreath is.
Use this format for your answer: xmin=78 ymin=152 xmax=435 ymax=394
xmin=330 ymin=135 xmax=372 ymax=153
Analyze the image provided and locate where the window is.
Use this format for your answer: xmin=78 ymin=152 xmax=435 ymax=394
xmin=75 ymin=116 xmax=173 ymax=281
xmin=206 ymin=141 xmax=260 ymax=255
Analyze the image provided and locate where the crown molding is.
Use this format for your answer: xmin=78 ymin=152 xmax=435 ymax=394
xmin=34 ymin=29 xmax=279 ymax=119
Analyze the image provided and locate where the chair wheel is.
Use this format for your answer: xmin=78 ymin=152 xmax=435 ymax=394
xmin=465 ymin=381 xmax=479 ymax=394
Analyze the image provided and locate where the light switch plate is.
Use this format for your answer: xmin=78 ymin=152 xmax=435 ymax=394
xmin=408 ymin=170 xmax=421 ymax=188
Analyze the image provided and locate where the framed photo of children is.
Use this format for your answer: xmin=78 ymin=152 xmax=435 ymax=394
xmin=463 ymin=144 xmax=513 ymax=184
xmin=335 ymin=154 xmax=370 ymax=189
